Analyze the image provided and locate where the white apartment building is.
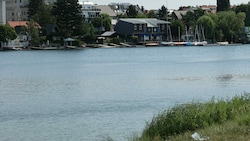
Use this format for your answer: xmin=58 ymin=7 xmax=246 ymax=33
xmin=79 ymin=1 xmax=101 ymax=22
xmin=79 ymin=1 xmax=118 ymax=23
xmin=109 ymin=3 xmax=132 ymax=14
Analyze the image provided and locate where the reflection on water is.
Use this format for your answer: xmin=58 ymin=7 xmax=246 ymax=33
xmin=169 ymin=73 xmax=250 ymax=83
xmin=0 ymin=45 xmax=250 ymax=140
xmin=169 ymin=77 xmax=202 ymax=81
xmin=217 ymin=74 xmax=233 ymax=81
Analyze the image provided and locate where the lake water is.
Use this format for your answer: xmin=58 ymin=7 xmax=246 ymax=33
xmin=1 ymin=45 xmax=250 ymax=141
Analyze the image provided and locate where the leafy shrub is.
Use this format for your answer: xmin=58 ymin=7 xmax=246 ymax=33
xmin=111 ymin=37 xmax=121 ymax=44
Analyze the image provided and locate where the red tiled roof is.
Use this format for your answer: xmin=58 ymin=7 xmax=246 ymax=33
xmin=7 ymin=21 xmax=41 ymax=28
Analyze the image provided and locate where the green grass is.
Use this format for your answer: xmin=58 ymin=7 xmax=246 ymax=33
xmin=136 ymin=93 xmax=250 ymax=141
xmin=103 ymin=93 xmax=250 ymax=141
xmin=166 ymin=114 xmax=250 ymax=141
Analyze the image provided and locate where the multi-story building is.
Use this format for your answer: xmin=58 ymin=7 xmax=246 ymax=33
xmin=6 ymin=0 xmax=28 ymax=21
xmin=0 ymin=0 xmax=6 ymax=24
xmin=109 ymin=3 xmax=143 ymax=15
xmin=4 ymin=0 xmax=57 ymax=22
xmin=79 ymin=1 xmax=117 ymax=23
xmin=109 ymin=3 xmax=131 ymax=15
xmin=80 ymin=1 xmax=101 ymax=22
xmin=115 ymin=18 xmax=170 ymax=42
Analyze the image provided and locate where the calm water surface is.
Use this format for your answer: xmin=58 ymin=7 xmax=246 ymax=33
xmin=1 ymin=45 xmax=250 ymax=140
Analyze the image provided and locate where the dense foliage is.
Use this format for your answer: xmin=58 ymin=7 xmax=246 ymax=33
xmin=217 ymin=0 xmax=230 ymax=11
xmin=196 ymin=15 xmax=216 ymax=41
xmin=216 ymin=11 xmax=246 ymax=42
xmin=23 ymin=1 xmax=250 ymax=44
xmin=141 ymin=93 xmax=250 ymax=140
xmin=182 ymin=8 xmax=205 ymax=29
xmin=28 ymin=0 xmax=43 ymax=19
xmin=92 ymin=14 xmax=112 ymax=33
xmin=27 ymin=20 xmax=42 ymax=46
xmin=147 ymin=10 xmax=157 ymax=18
xmin=170 ymin=19 xmax=184 ymax=40
xmin=126 ymin=5 xmax=138 ymax=18
xmin=36 ymin=3 xmax=56 ymax=27
xmin=158 ymin=5 xmax=168 ymax=20
xmin=0 ymin=25 xmax=17 ymax=42
xmin=234 ymin=3 xmax=250 ymax=26
xmin=52 ymin=0 xmax=84 ymax=37
xmin=28 ymin=0 xmax=56 ymax=27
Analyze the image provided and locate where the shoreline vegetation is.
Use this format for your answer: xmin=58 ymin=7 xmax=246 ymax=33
xmin=104 ymin=93 xmax=250 ymax=141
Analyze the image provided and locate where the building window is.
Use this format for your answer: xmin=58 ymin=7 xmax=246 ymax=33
xmin=139 ymin=25 xmax=142 ymax=30
xmin=134 ymin=25 xmax=137 ymax=30
xmin=148 ymin=27 xmax=151 ymax=32
xmin=161 ymin=25 xmax=165 ymax=30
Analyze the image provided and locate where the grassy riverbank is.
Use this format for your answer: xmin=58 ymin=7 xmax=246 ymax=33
xmin=102 ymin=93 xmax=250 ymax=141
xmin=128 ymin=93 xmax=250 ymax=141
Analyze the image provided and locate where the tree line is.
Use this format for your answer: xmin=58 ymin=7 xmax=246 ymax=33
xmin=1 ymin=0 xmax=250 ymax=45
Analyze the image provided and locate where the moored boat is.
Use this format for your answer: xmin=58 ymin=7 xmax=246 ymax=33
xmin=145 ymin=42 xmax=159 ymax=47
xmin=161 ymin=41 xmax=174 ymax=46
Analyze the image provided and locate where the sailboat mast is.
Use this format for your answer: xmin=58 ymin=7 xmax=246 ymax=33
xmin=165 ymin=0 xmax=171 ymax=41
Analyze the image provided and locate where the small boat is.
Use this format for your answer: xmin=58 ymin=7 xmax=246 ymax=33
xmin=161 ymin=22 xmax=174 ymax=46
xmin=161 ymin=41 xmax=174 ymax=46
xmin=193 ymin=25 xmax=207 ymax=46
xmin=217 ymin=41 xmax=229 ymax=45
xmin=174 ymin=42 xmax=186 ymax=46
xmin=184 ymin=42 xmax=194 ymax=46
xmin=145 ymin=42 xmax=159 ymax=47
xmin=194 ymin=41 xmax=208 ymax=46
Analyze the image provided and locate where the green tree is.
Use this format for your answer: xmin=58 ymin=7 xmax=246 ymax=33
xmin=170 ymin=19 xmax=184 ymax=41
xmin=52 ymin=0 xmax=84 ymax=38
xmin=141 ymin=6 xmax=145 ymax=13
xmin=182 ymin=8 xmax=205 ymax=28
xmin=147 ymin=10 xmax=157 ymax=18
xmin=28 ymin=0 xmax=43 ymax=19
xmin=136 ymin=13 xmax=147 ymax=18
xmin=28 ymin=1 xmax=56 ymax=27
xmin=117 ymin=13 xmax=128 ymax=18
xmin=217 ymin=11 xmax=246 ymax=42
xmin=234 ymin=3 xmax=250 ymax=26
xmin=36 ymin=2 xmax=56 ymax=27
xmin=158 ymin=5 xmax=168 ymax=20
xmin=0 ymin=25 xmax=17 ymax=42
xmin=27 ymin=20 xmax=41 ymax=46
xmin=82 ymin=24 xmax=95 ymax=43
xmin=92 ymin=14 xmax=111 ymax=32
xmin=197 ymin=15 xmax=217 ymax=41
xmin=217 ymin=0 xmax=230 ymax=12
xmin=205 ymin=13 xmax=222 ymax=41
xmin=126 ymin=5 xmax=138 ymax=18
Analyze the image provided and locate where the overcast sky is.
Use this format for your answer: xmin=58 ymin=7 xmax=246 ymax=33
xmin=89 ymin=0 xmax=250 ymax=10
